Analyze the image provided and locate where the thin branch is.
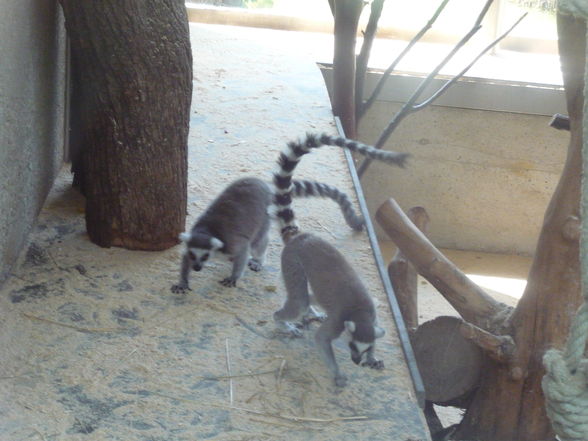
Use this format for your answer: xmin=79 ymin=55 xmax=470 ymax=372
xmin=355 ymin=0 xmax=386 ymax=120
xmin=357 ymin=0 xmax=496 ymax=177
xmin=150 ymin=391 xmax=368 ymax=423
xmin=358 ymin=0 xmax=451 ymax=121
xmin=234 ymin=315 xmax=272 ymax=339
xmin=22 ymin=312 xmax=126 ymax=333
xmin=460 ymin=321 xmax=516 ymax=363
xmin=200 ymin=369 xmax=278 ymax=381
xmin=413 ymin=12 xmax=527 ymax=110
xmin=225 ymin=338 xmax=233 ymax=405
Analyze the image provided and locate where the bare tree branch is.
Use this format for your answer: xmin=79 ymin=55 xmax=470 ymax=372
xmin=355 ymin=0 xmax=386 ymax=121
xmin=357 ymin=0 xmax=502 ymax=177
xmin=375 ymin=197 xmax=510 ymax=331
xmin=460 ymin=321 xmax=516 ymax=363
xmin=358 ymin=0 xmax=451 ymax=121
xmin=413 ymin=12 xmax=527 ymax=111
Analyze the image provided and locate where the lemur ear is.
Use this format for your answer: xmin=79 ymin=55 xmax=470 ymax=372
xmin=344 ymin=321 xmax=356 ymax=333
xmin=374 ymin=325 xmax=385 ymax=339
xmin=210 ymin=237 xmax=224 ymax=250
xmin=179 ymin=232 xmax=191 ymax=243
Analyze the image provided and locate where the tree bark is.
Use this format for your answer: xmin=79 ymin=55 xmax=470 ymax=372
xmin=376 ymin=199 xmax=509 ymax=331
xmin=331 ymin=0 xmax=364 ymax=138
xmin=387 ymin=206 xmax=429 ymax=331
xmin=59 ymin=0 xmax=192 ymax=250
xmin=454 ymin=13 xmax=584 ymax=441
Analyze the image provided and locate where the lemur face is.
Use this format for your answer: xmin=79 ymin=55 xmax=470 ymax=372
xmin=342 ymin=321 xmax=385 ymax=365
xmin=187 ymin=248 xmax=210 ymax=271
xmin=179 ymin=232 xmax=223 ymax=272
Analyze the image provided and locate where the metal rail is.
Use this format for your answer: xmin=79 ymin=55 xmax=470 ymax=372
xmin=335 ymin=117 xmax=426 ymax=407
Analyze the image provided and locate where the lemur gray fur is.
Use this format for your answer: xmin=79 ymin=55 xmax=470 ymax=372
xmin=171 ymin=176 xmax=364 ymax=292
xmin=272 ymin=132 xmax=409 ymax=387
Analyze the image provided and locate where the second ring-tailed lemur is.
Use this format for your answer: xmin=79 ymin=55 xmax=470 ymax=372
xmin=171 ymin=176 xmax=364 ymax=292
xmin=272 ymin=133 xmax=409 ymax=387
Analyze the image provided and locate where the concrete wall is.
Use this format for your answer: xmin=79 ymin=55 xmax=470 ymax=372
xmin=0 ymin=0 xmax=67 ymax=284
xmin=323 ymin=68 xmax=568 ymax=255
xmin=359 ymin=103 xmax=567 ymax=255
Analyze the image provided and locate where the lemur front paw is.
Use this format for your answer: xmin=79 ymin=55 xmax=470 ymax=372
xmin=248 ymin=259 xmax=263 ymax=272
xmin=362 ymin=358 xmax=385 ymax=370
xmin=171 ymin=284 xmax=191 ymax=294
xmin=219 ymin=277 xmax=237 ymax=287
xmin=334 ymin=374 xmax=348 ymax=387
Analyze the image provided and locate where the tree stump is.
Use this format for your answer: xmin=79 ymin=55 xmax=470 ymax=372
xmin=413 ymin=316 xmax=483 ymax=406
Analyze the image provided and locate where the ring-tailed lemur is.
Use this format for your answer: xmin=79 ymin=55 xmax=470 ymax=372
xmin=171 ymin=176 xmax=364 ymax=292
xmin=272 ymin=133 xmax=409 ymax=387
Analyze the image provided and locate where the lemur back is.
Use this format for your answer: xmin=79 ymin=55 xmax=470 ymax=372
xmin=172 ymin=174 xmax=365 ymax=292
xmin=272 ymin=132 xmax=408 ymax=387
xmin=195 ymin=178 xmax=271 ymax=256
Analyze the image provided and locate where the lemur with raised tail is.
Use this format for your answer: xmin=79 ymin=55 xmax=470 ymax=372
xmin=272 ymin=133 xmax=409 ymax=387
xmin=171 ymin=176 xmax=364 ymax=292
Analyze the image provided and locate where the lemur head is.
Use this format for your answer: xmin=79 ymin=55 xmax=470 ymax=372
xmin=343 ymin=321 xmax=385 ymax=366
xmin=179 ymin=231 xmax=224 ymax=272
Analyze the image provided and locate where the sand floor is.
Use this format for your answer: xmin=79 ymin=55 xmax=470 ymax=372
xmin=0 ymin=23 xmax=431 ymax=441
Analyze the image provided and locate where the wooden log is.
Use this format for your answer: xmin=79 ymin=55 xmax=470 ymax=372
xmin=376 ymin=198 xmax=509 ymax=331
xmin=386 ymin=206 xmax=430 ymax=331
xmin=460 ymin=322 xmax=515 ymax=363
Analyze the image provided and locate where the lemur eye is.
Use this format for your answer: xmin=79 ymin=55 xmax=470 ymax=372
xmin=188 ymin=251 xmax=196 ymax=260
xmin=201 ymin=253 xmax=209 ymax=262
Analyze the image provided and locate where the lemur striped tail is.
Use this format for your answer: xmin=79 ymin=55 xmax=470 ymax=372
xmin=273 ymin=133 xmax=409 ymax=240
xmin=292 ymin=180 xmax=364 ymax=231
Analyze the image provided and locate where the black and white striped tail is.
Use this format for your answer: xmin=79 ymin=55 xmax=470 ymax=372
xmin=292 ymin=180 xmax=364 ymax=231
xmin=273 ymin=133 xmax=409 ymax=239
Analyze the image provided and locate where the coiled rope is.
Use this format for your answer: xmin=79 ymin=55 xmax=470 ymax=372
xmin=542 ymin=2 xmax=588 ymax=440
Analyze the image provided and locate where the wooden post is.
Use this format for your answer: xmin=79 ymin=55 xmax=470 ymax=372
xmin=376 ymin=198 xmax=508 ymax=331
xmin=385 ymin=206 xmax=430 ymax=331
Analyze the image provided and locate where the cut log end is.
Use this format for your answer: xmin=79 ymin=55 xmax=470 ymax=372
xmin=413 ymin=316 xmax=483 ymax=405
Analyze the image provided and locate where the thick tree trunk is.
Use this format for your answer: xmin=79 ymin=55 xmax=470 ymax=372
xmin=59 ymin=0 xmax=192 ymax=250
xmin=454 ymin=13 xmax=584 ymax=441
xmin=331 ymin=0 xmax=363 ymax=138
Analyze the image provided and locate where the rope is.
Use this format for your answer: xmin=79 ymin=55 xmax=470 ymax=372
xmin=542 ymin=3 xmax=588 ymax=440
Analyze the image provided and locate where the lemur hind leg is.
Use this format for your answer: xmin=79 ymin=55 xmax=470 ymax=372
xmin=274 ymin=250 xmax=311 ymax=337
xmin=248 ymin=216 xmax=270 ymax=272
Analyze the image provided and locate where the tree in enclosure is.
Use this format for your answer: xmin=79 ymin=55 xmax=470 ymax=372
xmin=327 ymin=0 xmax=524 ymax=179
xmin=374 ymin=11 xmax=584 ymax=441
xmin=59 ymin=0 xmax=193 ymax=250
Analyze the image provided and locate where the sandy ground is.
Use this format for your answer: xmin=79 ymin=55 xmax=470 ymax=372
xmin=0 ymin=24 xmax=431 ymax=441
